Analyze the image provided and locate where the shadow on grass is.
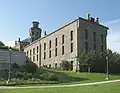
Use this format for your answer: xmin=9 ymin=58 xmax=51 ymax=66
xmin=37 ymin=68 xmax=89 ymax=83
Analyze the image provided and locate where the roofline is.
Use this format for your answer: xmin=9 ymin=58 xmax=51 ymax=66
xmin=24 ymin=17 xmax=109 ymax=49
xmin=78 ymin=17 xmax=109 ymax=30
xmin=24 ymin=18 xmax=79 ymax=48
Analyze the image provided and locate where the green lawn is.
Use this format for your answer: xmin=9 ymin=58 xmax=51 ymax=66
xmin=0 ymin=82 xmax=120 ymax=93
xmin=0 ymin=69 xmax=120 ymax=86
xmin=39 ymin=69 xmax=120 ymax=84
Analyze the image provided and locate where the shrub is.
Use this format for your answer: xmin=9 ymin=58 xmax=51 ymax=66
xmin=48 ymin=73 xmax=58 ymax=81
xmin=11 ymin=63 xmax=20 ymax=69
xmin=39 ymin=72 xmax=59 ymax=81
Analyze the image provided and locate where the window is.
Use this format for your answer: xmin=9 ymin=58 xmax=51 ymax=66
xmin=101 ymin=35 xmax=104 ymax=44
xmin=93 ymin=43 xmax=96 ymax=50
xmin=30 ymin=49 xmax=32 ymax=56
xmin=32 ymin=31 xmax=34 ymax=35
xmin=71 ymin=43 xmax=73 ymax=53
xmin=32 ymin=38 xmax=34 ymax=42
xmin=33 ymin=48 xmax=35 ymax=55
xmin=70 ymin=61 xmax=73 ymax=70
xmin=44 ymin=43 xmax=46 ymax=50
xmin=49 ymin=64 xmax=51 ymax=68
xmin=37 ymin=46 xmax=39 ymax=53
xmin=93 ymin=32 xmax=96 ymax=42
xmin=33 ymin=56 xmax=35 ymax=61
xmin=55 ymin=38 xmax=57 ymax=46
xmin=55 ymin=48 xmax=57 ymax=56
xmin=62 ymin=45 xmax=64 ymax=55
xmin=85 ymin=29 xmax=88 ymax=40
xmin=55 ymin=63 xmax=57 ymax=68
xmin=27 ymin=51 xmax=29 ymax=56
xmin=70 ymin=30 xmax=73 ymax=41
xmin=85 ymin=42 xmax=88 ymax=53
xmin=44 ymin=52 xmax=46 ymax=59
xmin=49 ymin=40 xmax=51 ymax=49
xmin=37 ymin=54 xmax=38 ymax=61
xmin=49 ymin=50 xmax=51 ymax=58
xmin=62 ymin=35 xmax=64 ymax=44
xmin=101 ymin=45 xmax=104 ymax=52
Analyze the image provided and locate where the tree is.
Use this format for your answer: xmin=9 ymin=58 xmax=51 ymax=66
xmin=26 ymin=62 xmax=38 ymax=73
xmin=0 ymin=41 xmax=5 ymax=46
xmin=76 ymin=51 xmax=96 ymax=72
xmin=60 ymin=60 xmax=71 ymax=70
xmin=91 ymin=51 xmax=107 ymax=73
xmin=107 ymin=50 xmax=120 ymax=73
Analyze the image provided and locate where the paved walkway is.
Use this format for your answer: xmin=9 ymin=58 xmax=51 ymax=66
xmin=0 ymin=80 xmax=120 ymax=89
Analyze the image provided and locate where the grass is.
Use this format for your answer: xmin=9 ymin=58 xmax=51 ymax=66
xmin=37 ymin=69 xmax=120 ymax=84
xmin=0 ymin=82 xmax=120 ymax=93
xmin=0 ymin=69 xmax=120 ymax=86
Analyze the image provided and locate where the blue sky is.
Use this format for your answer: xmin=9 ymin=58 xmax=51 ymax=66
xmin=0 ymin=0 xmax=120 ymax=52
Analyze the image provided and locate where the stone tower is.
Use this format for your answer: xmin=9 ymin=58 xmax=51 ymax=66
xmin=29 ymin=21 xmax=42 ymax=43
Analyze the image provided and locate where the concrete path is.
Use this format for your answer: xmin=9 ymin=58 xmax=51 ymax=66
xmin=0 ymin=80 xmax=120 ymax=89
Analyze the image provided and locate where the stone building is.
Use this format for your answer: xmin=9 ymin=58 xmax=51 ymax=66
xmin=17 ymin=14 xmax=108 ymax=71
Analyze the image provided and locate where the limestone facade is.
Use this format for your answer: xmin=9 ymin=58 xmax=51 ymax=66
xmin=24 ymin=16 xmax=108 ymax=71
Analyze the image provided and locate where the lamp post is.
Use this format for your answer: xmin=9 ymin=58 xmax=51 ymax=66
xmin=106 ymin=51 xmax=109 ymax=80
xmin=7 ymin=46 xmax=12 ymax=84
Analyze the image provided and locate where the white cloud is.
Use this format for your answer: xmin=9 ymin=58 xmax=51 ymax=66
xmin=105 ymin=19 xmax=120 ymax=25
xmin=3 ymin=40 xmax=15 ymax=47
xmin=105 ymin=19 xmax=120 ymax=53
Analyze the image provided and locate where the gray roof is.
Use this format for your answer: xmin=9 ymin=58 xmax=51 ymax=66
xmin=22 ymin=38 xmax=30 ymax=43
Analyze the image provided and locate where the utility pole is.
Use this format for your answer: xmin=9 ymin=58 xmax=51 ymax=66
xmin=7 ymin=46 xmax=12 ymax=84
xmin=106 ymin=51 xmax=109 ymax=80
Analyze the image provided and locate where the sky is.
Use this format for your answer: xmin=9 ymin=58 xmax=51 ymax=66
xmin=0 ymin=0 xmax=120 ymax=52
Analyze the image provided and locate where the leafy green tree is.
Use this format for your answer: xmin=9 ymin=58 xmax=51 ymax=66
xmin=26 ymin=62 xmax=38 ymax=73
xmin=60 ymin=60 xmax=71 ymax=70
xmin=76 ymin=51 xmax=96 ymax=72
xmin=0 ymin=41 xmax=5 ymax=46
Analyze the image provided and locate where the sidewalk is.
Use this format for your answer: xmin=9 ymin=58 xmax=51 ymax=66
xmin=0 ymin=80 xmax=120 ymax=89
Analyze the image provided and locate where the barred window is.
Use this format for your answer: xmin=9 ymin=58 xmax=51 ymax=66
xmin=62 ymin=45 xmax=64 ymax=55
xmin=93 ymin=32 xmax=96 ymax=42
xmin=55 ymin=38 xmax=58 ymax=46
xmin=85 ymin=29 xmax=88 ymax=40
xmin=33 ymin=48 xmax=35 ymax=54
xmin=44 ymin=43 xmax=46 ymax=50
xmin=62 ymin=35 xmax=64 ymax=44
xmin=70 ymin=30 xmax=73 ymax=41
xmin=37 ymin=46 xmax=39 ymax=53
xmin=71 ymin=43 xmax=73 ymax=53
xmin=55 ymin=48 xmax=57 ymax=56
xmin=85 ymin=42 xmax=88 ymax=53
xmin=49 ymin=40 xmax=51 ymax=49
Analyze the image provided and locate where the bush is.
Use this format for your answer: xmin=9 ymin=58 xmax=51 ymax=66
xmin=10 ymin=71 xmax=33 ymax=80
xmin=11 ymin=63 xmax=20 ymax=69
xmin=48 ymin=73 xmax=58 ymax=81
xmin=39 ymin=72 xmax=59 ymax=81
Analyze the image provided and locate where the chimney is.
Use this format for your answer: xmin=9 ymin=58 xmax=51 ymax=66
xmin=91 ymin=17 xmax=95 ymax=22
xmin=87 ymin=13 xmax=91 ymax=21
xmin=18 ymin=38 xmax=20 ymax=42
xmin=96 ymin=17 xmax=99 ymax=24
